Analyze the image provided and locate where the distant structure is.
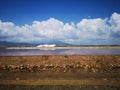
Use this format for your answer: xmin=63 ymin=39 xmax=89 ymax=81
xmin=37 ymin=44 xmax=56 ymax=47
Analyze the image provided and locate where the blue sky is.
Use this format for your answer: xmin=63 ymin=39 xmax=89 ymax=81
xmin=0 ymin=0 xmax=120 ymax=25
xmin=0 ymin=0 xmax=120 ymax=45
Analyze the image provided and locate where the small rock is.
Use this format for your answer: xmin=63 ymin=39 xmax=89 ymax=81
xmin=16 ymin=78 xmax=20 ymax=80
xmin=104 ymin=78 xmax=107 ymax=80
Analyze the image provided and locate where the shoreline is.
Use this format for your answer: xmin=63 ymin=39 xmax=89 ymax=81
xmin=5 ymin=46 xmax=120 ymax=50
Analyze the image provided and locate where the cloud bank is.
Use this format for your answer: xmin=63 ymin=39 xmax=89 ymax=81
xmin=0 ymin=13 xmax=120 ymax=45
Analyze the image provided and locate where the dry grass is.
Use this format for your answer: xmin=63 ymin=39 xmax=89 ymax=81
xmin=0 ymin=55 xmax=120 ymax=65
xmin=0 ymin=79 xmax=120 ymax=86
xmin=0 ymin=85 xmax=120 ymax=90
xmin=0 ymin=55 xmax=120 ymax=90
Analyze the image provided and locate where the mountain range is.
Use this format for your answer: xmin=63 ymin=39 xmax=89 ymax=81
xmin=0 ymin=41 xmax=119 ymax=47
xmin=0 ymin=41 xmax=71 ymax=47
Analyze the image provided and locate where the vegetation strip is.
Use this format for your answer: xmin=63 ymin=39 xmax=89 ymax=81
xmin=0 ymin=80 xmax=120 ymax=86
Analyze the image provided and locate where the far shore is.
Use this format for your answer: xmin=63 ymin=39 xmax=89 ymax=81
xmin=5 ymin=46 xmax=120 ymax=50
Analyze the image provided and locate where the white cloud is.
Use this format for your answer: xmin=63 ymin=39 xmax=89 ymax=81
xmin=109 ymin=13 xmax=120 ymax=38
xmin=0 ymin=13 xmax=120 ymax=45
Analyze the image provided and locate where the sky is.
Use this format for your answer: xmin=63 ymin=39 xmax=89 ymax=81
xmin=0 ymin=0 xmax=120 ymax=45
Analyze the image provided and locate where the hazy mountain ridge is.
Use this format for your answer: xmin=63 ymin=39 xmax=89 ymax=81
xmin=0 ymin=41 xmax=71 ymax=47
xmin=0 ymin=41 xmax=33 ymax=47
xmin=0 ymin=41 xmax=120 ymax=47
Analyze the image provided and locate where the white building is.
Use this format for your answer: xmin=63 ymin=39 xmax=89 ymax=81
xmin=37 ymin=44 xmax=56 ymax=47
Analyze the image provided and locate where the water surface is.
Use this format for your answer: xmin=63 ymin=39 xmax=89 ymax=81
xmin=0 ymin=48 xmax=120 ymax=56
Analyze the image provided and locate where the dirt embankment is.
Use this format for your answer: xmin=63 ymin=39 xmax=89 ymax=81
xmin=0 ymin=55 xmax=120 ymax=73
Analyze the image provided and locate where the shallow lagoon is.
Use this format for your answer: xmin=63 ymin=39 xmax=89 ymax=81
xmin=0 ymin=47 xmax=120 ymax=56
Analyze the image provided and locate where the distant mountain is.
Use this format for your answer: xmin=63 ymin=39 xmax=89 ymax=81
xmin=0 ymin=41 xmax=71 ymax=47
xmin=0 ymin=41 xmax=33 ymax=47
xmin=0 ymin=41 xmax=119 ymax=47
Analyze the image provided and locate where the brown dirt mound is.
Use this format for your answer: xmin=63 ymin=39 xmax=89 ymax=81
xmin=0 ymin=55 xmax=120 ymax=73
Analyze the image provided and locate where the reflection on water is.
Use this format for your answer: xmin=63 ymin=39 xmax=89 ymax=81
xmin=0 ymin=48 xmax=120 ymax=56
